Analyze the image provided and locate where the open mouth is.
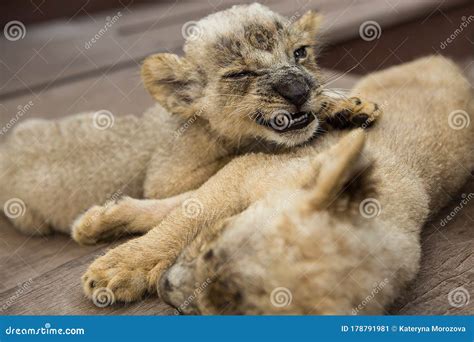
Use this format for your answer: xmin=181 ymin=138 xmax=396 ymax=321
xmin=254 ymin=111 xmax=316 ymax=133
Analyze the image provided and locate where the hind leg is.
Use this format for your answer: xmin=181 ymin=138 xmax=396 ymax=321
xmin=2 ymin=199 xmax=52 ymax=235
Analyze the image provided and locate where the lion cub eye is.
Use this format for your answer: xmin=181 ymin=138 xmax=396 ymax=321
xmin=294 ymin=46 xmax=308 ymax=61
xmin=224 ymin=70 xmax=257 ymax=79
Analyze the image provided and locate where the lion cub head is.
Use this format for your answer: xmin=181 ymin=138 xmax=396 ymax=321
xmin=142 ymin=3 xmax=325 ymax=147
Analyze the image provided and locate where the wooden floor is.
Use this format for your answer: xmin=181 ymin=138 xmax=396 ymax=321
xmin=0 ymin=0 xmax=472 ymax=315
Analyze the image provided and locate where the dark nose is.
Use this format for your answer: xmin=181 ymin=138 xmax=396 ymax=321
xmin=272 ymin=73 xmax=310 ymax=107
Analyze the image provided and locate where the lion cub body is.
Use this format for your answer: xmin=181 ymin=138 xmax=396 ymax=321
xmin=0 ymin=4 xmax=339 ymax=234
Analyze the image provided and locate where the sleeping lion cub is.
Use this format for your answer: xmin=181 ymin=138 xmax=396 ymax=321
xmin=0 ymin=3 xmax=377 ymax=237
xmin=76 ymin=56 xmax=472 ymax=314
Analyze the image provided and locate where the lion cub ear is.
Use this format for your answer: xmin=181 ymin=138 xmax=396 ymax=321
xmin=141 ymin=53 xmax=203 ymax=118
xmin=302 ymin=130 xmax=368 ymax=213
xmin=293 ymin=10 xmax=323 ymax=37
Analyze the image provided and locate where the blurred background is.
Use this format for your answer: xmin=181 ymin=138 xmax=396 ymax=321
xmin=0 ymin=0 xmax=472 ymax=315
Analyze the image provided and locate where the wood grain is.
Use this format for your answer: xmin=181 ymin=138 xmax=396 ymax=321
xmin=1 ymin=0 xmax=467 ymax=99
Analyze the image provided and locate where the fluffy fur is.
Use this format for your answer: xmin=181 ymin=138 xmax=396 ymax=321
xmin=161 ymin=55 xmax=474 ymax=314
xmin=74 ymin=56 xmax=472 ymax=313
xmin=0 ymin=3 xmax=374 ymax=236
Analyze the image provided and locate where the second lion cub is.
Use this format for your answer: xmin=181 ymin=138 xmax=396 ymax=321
xmin=0 ymin=4 xmax=379 ymax=238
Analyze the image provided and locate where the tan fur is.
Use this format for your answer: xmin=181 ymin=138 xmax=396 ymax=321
xmin=0 ymin=4 xmax=373 ymax=236
xmin=76 ymin=56 xmax=472 ymax=313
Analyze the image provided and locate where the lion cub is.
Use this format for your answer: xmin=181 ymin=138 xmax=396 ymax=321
xmin=0 ymin=4 xmax=377 ymax=237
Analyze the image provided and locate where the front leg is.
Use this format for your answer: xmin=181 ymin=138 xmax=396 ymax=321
xmin=321 ymin=95 xmax=382 ymax=130
xmin=81 ymin=151 xmax=310 ymax=304
xmin=82 ymin=159 xmax=255 ymax=303
xmin=72 ymin=192 xmax=193 ymax=245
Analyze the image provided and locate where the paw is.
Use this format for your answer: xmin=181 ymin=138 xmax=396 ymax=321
xmin=72 ymin=200 xmax=127 ymax=245
xmin=329 ymin=97 xmax=382 ymax=129
xmin=82 ymin=252 xmax=149 ymax=304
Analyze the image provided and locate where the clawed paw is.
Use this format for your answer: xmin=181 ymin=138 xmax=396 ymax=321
xmin=71 ymin=198 xmax=130 ymax=245
xmin=329 ymin=97 xmax=382 ymax=129
xmin=82 ymin=255 xmax=149 ymax=304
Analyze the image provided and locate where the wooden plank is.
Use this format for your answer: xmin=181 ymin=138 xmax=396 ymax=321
xmin=1 ymin=0 xmax=468 ymax=99
xmin=0 ymin=247 xmax=175 ymax=315
xmin=0 ymin=0 xmax=252 ymax=99
xmin=0 ymin=215 xmax=102 ymax=293
xmin=390 ymin=178 xmax=474 ymax=315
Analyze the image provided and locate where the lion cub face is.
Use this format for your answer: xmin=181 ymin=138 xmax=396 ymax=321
xmin=142 ymin=4 xmax=325 ymax=147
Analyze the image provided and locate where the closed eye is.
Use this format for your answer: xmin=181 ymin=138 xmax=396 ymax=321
xmin=223 ymin=70 xmax=257 ymax=79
